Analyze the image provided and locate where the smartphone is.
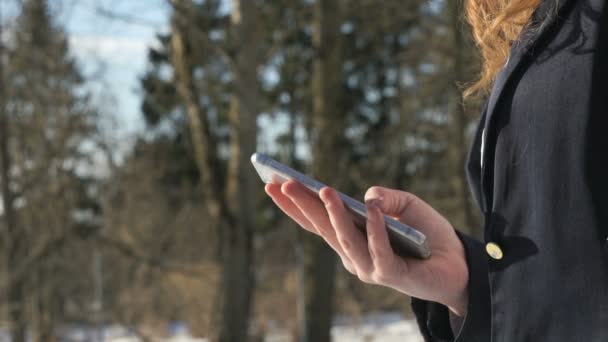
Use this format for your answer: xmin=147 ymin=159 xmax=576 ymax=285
xmin=251 ymin=153 xmax=431 ymax=259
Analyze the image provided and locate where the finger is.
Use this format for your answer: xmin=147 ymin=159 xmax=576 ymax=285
xmin=266 ymin=183 xmax=319 ymax=235
xmin=280 ymin=181 xmax=332 ymax=236
xmin=319 ymin=187 xmax=373 ymax=275
xmin=366 ymin=201 xmax=406 ymax=283
xmin=270 ymin=183 xmax=356 ymax=272
xmin=281 ymin=181 xmax=354 ymax=267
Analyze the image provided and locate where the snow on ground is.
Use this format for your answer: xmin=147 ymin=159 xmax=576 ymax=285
xmin=102 ymin=321 xmax=423 ymax=342
xmin=331 ymin=320 xmax=423 ymax=342
xmin=246 ymin=313 xmax=424 ymax=342
xmin=109 ymin=337 xmax=208 ymax=342
xmin=0 ymin=312 xmax=423 ymax=342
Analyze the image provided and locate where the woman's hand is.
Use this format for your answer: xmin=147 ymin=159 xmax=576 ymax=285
xmin=265 ymin=181 xmax=469 ymax=317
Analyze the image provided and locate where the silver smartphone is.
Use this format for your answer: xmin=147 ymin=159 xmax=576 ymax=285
xmin=251 ymin=153 xmax=431 ymax=259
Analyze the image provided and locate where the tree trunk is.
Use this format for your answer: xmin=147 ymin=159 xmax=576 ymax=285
xmin=6 ymin=281 xmax=27 ymax=342
xmin=0 ymin=17 xmax=27 ymax=342
xmin=35 ymin=268 xmax=56 ymax=342
xmin=217 ymin=1 xmax=261 ymax=340
xmin=169 ymin=1 xmax=261 ymax=340
xmin=299 ymin=1 xmax=346 ymax=341
xmin=169 ymin=12 xmax=226 ymax=226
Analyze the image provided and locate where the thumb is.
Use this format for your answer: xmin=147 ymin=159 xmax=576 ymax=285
xmin=364 ymin=186 xmax=419 ymax=218
xmin=364 ymin=186 xmax=443 ymax=232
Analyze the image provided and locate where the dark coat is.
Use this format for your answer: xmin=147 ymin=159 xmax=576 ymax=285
xmin=412 ymin=0 xmax=608 ymax=341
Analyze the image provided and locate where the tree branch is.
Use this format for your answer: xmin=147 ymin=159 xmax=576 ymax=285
xmin=97 ymin=234 xmax=206 ymax=277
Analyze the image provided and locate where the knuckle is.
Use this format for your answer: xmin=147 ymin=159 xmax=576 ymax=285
xmin=339 ymin=238 xmax=352 ymax=251
xmin=395 ymin=191 xmax=418 ymax=211
xmin=357 ymin=272 xmax=374 ymax=284
xmin=342 ymin=260 xmax=355 ymax=274
xmin=316 ymin=225 xmax=330 ymax=237
xmin=371 ymin=255 xmax=391 ymax=278
xmin=369 ymin=241 xmax=386 ymax=257
xmin=372 ymin=270 xmax=391 ymax=284
xmin=404 ymin=191 xmax=420 ymax=203
xmin=302 ymin=223 xmax=319 ymax=234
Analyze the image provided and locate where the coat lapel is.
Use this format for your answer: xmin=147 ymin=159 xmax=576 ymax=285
xmin=480 ymin=0 xmax=577 ymax=211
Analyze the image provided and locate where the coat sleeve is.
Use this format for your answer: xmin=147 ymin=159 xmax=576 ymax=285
xmin=411 ymin=231 xmax=491 ymax=342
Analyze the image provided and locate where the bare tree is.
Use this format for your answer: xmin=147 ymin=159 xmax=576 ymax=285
xmin=168 ymin=0 xmax=263 ymax=340
xmin=0 ymin=4 xmax=27 ymax=340
xmin=298 ymin=1 xmax=347 ymax=341
xmin=0 ymin=1 xmax=100 ymax=340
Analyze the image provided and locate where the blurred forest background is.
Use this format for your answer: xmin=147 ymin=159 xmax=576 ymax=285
xmin=0 ymin=0 xmax=484 ymax=341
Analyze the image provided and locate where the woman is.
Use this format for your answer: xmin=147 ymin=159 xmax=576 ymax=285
xmin=265 ymin=0 xmax=608 ymax=340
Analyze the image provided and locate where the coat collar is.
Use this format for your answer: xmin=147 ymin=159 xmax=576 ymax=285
xmin=480 ymin=0 xmax=576 ymax=211
xmin=484 ymin=0 xmax=576 ymax=130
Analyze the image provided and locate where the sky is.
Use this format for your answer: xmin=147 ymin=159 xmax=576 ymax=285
xmin=0 ymin=0 xmax=297 ymax=161
xmin=0 ymin=0 xmax=169 ymax=176
xmin=60 ymin=0 xmax=170 ymax=135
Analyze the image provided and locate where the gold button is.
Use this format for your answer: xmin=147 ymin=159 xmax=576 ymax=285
xmin=486 ymin=242 xmax=503 ymax=260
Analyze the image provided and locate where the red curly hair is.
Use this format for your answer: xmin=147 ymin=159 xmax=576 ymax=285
xmin=465 ymin=0 xmax=544 ymax=97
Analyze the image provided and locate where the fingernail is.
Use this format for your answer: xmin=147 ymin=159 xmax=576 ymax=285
xmin=366 ymin=201 xmax=379 ymax=213
xmin=320 ymin=188 xmax=332 ymax=205
xmin=365 ymin=203 xmax=377 ymax=238
xmin=365 ymin=197 xmax=383 ymax=208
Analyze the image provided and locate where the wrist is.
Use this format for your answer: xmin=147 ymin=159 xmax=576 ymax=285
xmin=447 ymin=289 xmax=468 ymax=317
xmin=446 ymin=234 xmax=469 ymax=317
xmin=444 ymin=248 xmax=469 ymax=317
